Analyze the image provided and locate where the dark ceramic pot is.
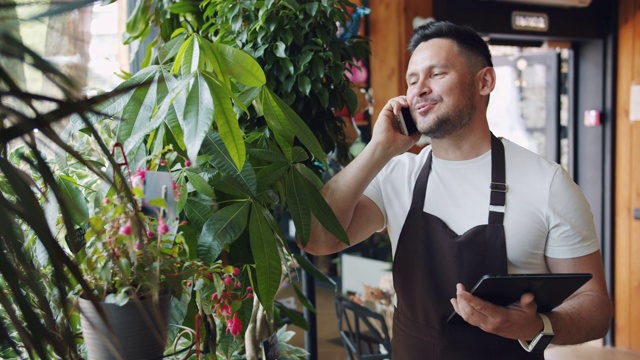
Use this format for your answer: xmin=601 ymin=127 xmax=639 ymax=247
xmin=78 ymin=293 xmax=171 ymax=360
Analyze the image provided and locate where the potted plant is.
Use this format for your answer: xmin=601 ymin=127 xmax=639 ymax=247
xmin=69 ymin=0 xmax=371 ymax=358
xmin=0 ymin=0 xmax=370 ymax=358
xmin=75 ymin=158 xmax=190 ymax=359
xmin=0 ymin=0 xmax=155 ymax=358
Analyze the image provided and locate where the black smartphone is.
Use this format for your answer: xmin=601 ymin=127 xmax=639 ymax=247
xmin=397 ymin=107 xmax=418 ymax=135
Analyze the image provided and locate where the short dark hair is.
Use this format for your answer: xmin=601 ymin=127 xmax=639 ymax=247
xmin=408 ymin=21 xmax=493 ymax=70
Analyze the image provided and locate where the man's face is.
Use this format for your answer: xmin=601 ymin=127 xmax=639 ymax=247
xmin=405 ymin=39 xmax=478 ymax=139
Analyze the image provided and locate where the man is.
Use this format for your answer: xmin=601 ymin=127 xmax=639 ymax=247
xmin=302 ymin=21 xmax=612 ymax=359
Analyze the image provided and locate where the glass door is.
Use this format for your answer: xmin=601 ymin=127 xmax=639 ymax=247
xmin=487 ymin=50 xmax=562 ymax=165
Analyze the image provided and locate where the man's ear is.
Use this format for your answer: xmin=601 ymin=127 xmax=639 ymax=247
xmin=477 ymin=67 xmax=496 ymax=96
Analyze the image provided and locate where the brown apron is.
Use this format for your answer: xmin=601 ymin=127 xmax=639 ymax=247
xmin=391 ymin=134 xmax=544 ymax=359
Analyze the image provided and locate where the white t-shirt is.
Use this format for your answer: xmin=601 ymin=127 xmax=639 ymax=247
xmin=363 ymin=138 xmax=600 ymax=274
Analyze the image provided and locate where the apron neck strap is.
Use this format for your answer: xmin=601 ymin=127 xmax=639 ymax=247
xmin=411 ymin=132 xmax=507 ymax=225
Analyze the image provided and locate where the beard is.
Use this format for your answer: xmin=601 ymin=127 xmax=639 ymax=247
xmin=420 ymin=81 xmax=476 ymax=139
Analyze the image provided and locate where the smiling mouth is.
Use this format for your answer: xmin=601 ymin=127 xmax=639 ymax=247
xmin=415 ymin=101 xmax=437 ymax=113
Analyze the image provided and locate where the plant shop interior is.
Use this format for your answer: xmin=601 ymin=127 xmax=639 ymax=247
xmin=3 ymin=0 xmax=640 ymax=359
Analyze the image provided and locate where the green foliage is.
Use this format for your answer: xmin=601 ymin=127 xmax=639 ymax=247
xmin=0 ymin=0 xmax=130 ymax=357
xmin=125 ymin=0 xmax=371 ymax=155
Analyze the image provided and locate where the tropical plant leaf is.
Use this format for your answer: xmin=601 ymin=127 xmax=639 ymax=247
xmin=293 ymin=254 xmax=337 ymax=287
xmin=274 ymin=301 xmax=308 ymax=331
xmin=285 ymin=170 xmax=310 ymax=243
xmin=198 ymin=201 xmax=250 ymax=264
xmin=202 ymin=132 xmax=256 ymax=196
xmin=118 ymin=70 xmax=161 ymax=146
xmin=210 ymin=41 xmax=266 ymax=87
xmin=248 ymin=203 xmax=281 ymax=317
xmin=184 ymin=198 xmax=212 ymax=231
xmin=297 ymin=172 xmax=349 ymax=247
xmin=185 ymin=170 xmax=216 ymax=199
xmin=202 ymin=72 xmax=245 ymax=170
xmin=182 ymin=72 xmax=215 ymax=164
xmin=56 ymin=174 xmax=88 ymax=226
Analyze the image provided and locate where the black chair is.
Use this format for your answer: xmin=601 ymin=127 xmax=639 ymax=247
xmin=334 ymin=293 xmax=392 ymax=360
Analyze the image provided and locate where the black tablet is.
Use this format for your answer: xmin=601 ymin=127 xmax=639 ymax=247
xmin=446 ymin=273 xmax=592 ymax=324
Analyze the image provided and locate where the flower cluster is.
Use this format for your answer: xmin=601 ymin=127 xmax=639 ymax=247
xmin=79 ymin=168 xmax=190 ymax=305
xmin=210 ymin=266 xmax=253 ymax=339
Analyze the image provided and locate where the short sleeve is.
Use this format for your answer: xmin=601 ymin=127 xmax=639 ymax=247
xmin=545 ymin=167 xmax=600 ymax=258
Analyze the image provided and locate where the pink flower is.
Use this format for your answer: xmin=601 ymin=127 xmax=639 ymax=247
xmin=185 ymin=160 xmax=192 ymax=167
xmin=345 ymin=59 xmax=368 ymax=84
xmin=232 ymin=267 xmax=240 ymax=276
xmin=218 ymin=303 xmax=232 ymax=317
xmin=131 ymin=168 xmax=147 ymax=189
xmin=119 ymin=220 xmax=132 ymax=236
xmin=157 ymin=218 xmax=169 ymax=236
xmin=246 ymin=286 xmax=252 ymax=292
xmin=226 ymin=313 xmax=242 ymax=339
xmin=146 ymin=229 xmax=156 ymax=238
xmin=223 ymin=276 xmax=233 ymax=286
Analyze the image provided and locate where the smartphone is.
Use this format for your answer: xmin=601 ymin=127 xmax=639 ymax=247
xmin=397 ymin=107 xmax=418 ymax=135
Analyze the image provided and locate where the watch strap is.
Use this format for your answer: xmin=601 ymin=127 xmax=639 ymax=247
xmin=518 ymin=313 xmax=554 ymax=352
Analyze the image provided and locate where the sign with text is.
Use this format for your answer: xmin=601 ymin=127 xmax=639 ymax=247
xmin=512 ymin=11 xmax=549 ymax=32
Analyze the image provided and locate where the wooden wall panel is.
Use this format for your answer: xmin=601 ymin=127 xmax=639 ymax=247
xmin=368 ymin=0 xmax=432 ymax=125
xmin=616 ymin=0 xmax=640 ymax=351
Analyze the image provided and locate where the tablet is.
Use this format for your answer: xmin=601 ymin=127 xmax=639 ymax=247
xmin=446 ymin=273 xmax=592 ymax=324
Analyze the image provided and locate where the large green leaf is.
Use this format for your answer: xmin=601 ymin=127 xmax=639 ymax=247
xmin=197 ymin=201 xmax=250 ymax=264
xmin=185 ymin=170 xmax=216 ymax=199
xmin=256 ymin=162 xmax=289 ymax=187
xmin=118 ymin=70 xmax=161 ymax=146
xmin=210 ymin=41 xmax=266 ymax=87
xmin=260 ymin=88 xmax=327 ymax=168
xmin=202 ymin=72 xmax=245 ymax=171
xmin=55 ymin=174 xmax=88 ymax=226
xmin=123 ymin=70 xmax=177 ymax=154
xmin=259 ymin=88 xmax=294 ymax=160
xmin=249 ymin=203 xmax=281 ymax=317
xmin=298 ymin=172 xmax=349 ymax=246
xmin=89 ymin=65 xmax=159 ymax=124
xmin=285 ymin=170 xmax=310 ymax=243
xmin=181 ymin=34 xmax=200 ymax=76
xmin=184 ymin=198 xmax=213 ymax=231
xmin=183 ymin=72 xmax=215 ymax=164
xmin=202 ymin=132 xmax=256 ymax=196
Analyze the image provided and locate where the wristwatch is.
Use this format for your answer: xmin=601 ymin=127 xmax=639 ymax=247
xmin=518 ymin=313 xmax=554 ymax=352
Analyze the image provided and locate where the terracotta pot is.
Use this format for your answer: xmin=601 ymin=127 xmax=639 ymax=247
xmin=78 ymin=294 xmax=171 ymax=360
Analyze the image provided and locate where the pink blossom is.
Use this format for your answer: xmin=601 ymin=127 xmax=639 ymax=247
xmin=247 ymin=293 xmax=253 ymax=299
xmin=131 ymin=168 xmax=147 ymax=189
xmin=345 ymin=59 xmax=368 ymax=84
xmin=226 ymin=313 xmax=242 ymax=339
xmin=119 ymin=220 xmax=132 ymax=236
xmin=185 ymin=160 xmax=192 ymax=167
xmin=232 ymin=267 xmax=240 ymax=276
xmin=223 ymin=276 xmax=233 ymax=286
xmin=218 ymin=303 xmax=232 ymax=317
xmin=246 ymin=286 xmax=252 ymax=292
xmin=157 ymin=218 xmax=169 ymax=236
xmin=146 ymin=229 xmax=156 ymax=238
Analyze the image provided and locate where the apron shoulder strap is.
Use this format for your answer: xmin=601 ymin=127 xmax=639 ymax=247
xmin=489 ymin=133 xmax=507 ymax=225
